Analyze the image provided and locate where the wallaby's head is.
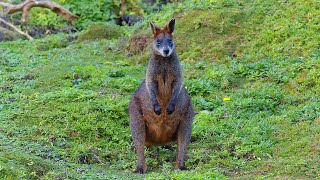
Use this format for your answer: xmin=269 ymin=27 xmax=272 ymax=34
xmin=150 ymin=19 xmax=175 ymax=57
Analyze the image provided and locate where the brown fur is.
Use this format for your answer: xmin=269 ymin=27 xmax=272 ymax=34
xmin=129 ymin=19 xmax=194 ymax=173
xmin=152 ymin=27 xmax=172 ymax=38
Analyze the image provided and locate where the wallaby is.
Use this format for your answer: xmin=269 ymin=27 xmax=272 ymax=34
xmin=129 ymin=19 xmax=194 ymax=173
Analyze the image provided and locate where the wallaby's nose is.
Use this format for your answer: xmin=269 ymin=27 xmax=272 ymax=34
xmin=163 ymin=49 xmax=169 ymax=55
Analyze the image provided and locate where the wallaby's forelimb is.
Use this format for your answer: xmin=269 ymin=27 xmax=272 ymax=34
xmin=167 ymin=79 xmax=183 ymax=114
xmin=146 ymin=77 xmax=161 ymax=115
xmin=146 ymin=68 xmax=161 ymax=115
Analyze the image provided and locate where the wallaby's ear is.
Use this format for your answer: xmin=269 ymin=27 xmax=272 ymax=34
xmin=150 ymin=21 xmax=160 ymax=35
xmin=165 ymin=18 xmax=175 ymax=34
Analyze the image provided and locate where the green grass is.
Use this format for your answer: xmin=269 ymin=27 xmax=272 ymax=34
xmin=1 ymin=0 xmax=320 ymax=179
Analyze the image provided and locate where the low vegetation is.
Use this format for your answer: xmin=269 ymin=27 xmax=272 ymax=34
xmin=0 ymin=0 xmax=319 ymax=179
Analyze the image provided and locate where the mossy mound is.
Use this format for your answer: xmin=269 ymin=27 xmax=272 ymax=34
xmin=78 ymin=23 xmax=124 ymax=42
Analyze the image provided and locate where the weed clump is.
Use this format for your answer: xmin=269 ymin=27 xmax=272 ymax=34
xmin=126 ymin=33 xmax=151 ymax=55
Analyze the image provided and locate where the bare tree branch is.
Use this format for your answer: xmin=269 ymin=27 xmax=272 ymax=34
xmin=0 ymin=0 xmax=79 ymax=24
xmin=0 ymin=17 xmax=33 ymax=40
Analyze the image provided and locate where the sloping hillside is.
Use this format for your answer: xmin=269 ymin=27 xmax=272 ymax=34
xmin=0 ymin=0 xmax=319 ymax=179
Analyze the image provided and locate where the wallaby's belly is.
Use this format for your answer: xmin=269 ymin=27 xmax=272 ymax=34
xmin=135 ymin=81 xmax=190 ymax=146
xmin=143 ymin=111 xmax=181 ymax=146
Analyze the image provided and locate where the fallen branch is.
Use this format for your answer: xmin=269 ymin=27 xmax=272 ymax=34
xmin=0 ymin=17 xmax=33 ymax=40
xmin=0 ymin=0 xmax=79 ymax=24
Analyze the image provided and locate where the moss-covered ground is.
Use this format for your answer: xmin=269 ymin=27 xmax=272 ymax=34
xmin=0 ymin=0 xmax=319 ymax=179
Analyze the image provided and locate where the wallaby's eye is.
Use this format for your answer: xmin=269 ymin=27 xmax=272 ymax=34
xmin=156 ymin=40 xmax=161 ymax=46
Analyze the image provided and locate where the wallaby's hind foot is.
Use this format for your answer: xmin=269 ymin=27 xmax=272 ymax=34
xmin=175 ymin=164 xmax=189 ymax=171
xmin=133 ymin=163 xmax=147 ymax=174
xmin=175 ymin=103 xmax=193 ymax=171
xmin=129 ymin=97 xmax=147 ymax=174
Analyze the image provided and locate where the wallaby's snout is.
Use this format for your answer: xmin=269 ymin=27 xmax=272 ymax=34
xmin=163 ymin=49 xmax=170 ymax=56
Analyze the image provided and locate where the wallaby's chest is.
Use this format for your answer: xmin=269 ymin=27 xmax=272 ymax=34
xmin=155 ymin=65 xmax=174 ymax=83
xmin=154 ymin=68 xmax=175 ymax=105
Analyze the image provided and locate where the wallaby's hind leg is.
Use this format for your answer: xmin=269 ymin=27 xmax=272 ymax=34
xmin=176 ymin=104 xmax=194 ymax=170
xmin=129 ymin=97 xmax=147 ymax=173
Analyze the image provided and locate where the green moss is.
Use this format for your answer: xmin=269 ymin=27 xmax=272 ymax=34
xmin=0 ymin=151 xmax=56 ymax=179
xmin=78 ymin=23 xmax=124 ymax=42
xmin=0 ymin=0 xmax=319 ymax=179
xmin=239 ymin=0 xmax=320 ymax=59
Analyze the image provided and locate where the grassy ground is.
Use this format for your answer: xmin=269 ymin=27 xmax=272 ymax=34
xmin=1 ymin=0 xmax=319 ymax=179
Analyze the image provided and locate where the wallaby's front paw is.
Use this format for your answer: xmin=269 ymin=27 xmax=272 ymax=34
xmin=167 ymin=103 xmax=175 ymax=114
xmin=154 ymin=104 xmax=161 ymax=115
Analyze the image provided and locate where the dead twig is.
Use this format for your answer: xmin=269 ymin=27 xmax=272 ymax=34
xmin=0 ymin=17 xmax=33 ymax=40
